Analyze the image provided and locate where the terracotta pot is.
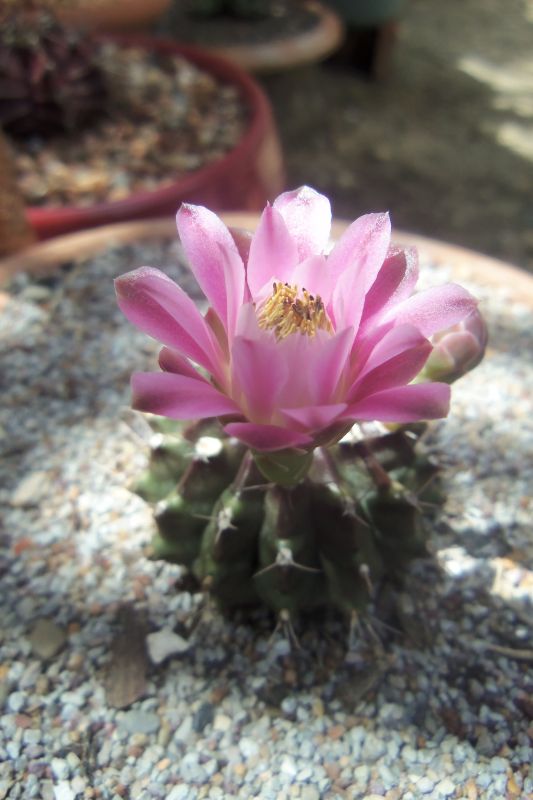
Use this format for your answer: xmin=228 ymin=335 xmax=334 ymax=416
xmin=26 ymin=38 xmax=285 ymax=241
xmin=2 ymin=217 xmax=533 ymax=305
xmin=57 ymin=0 xmax=172 ymax=33
xmin=194 ymin=1 xmax=345 ymax=74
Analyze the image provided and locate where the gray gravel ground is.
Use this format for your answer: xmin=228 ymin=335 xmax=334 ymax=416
xmin=0 ymin=238 xmax=532 ymax=799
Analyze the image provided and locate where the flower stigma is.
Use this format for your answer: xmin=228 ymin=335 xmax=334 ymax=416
xmin=258 ymin=281 xmax=333 ymax=339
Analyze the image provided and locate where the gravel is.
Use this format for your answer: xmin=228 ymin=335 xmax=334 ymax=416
xmin=0 ymin=235 xmax=532 ymax=799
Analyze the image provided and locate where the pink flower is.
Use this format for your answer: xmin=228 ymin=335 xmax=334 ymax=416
xmin=115 ymin=187 xmax=478 ymax=453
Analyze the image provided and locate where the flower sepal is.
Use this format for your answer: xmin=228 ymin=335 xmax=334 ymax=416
xmin=253 ymin=448 xmax=314 ymax=487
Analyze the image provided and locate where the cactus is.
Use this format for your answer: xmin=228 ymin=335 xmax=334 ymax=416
xmin=135 ymin=419 xmax=442 ymax=619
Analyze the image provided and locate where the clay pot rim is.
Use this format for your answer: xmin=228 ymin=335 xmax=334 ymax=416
xmin=2 ymin=215 xmax=532 ymax=307
xmin=26 ymin=36 xmax=278 ymax=238
xmin=57 ymin=0 xmax=172 ymax=32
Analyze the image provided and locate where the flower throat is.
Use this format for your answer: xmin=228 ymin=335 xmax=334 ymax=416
xmin=258 ymin=282 xmax=333 ymax=339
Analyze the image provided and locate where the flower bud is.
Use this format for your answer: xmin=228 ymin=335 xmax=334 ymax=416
xmin=421 ymin=308 xmax=488 ymax=384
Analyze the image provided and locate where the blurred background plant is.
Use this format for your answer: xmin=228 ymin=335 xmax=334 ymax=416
xmin=0 ymin=0 xmax=92 ymax=253
xmin=0 ymin=0 xmax=106 ymax=139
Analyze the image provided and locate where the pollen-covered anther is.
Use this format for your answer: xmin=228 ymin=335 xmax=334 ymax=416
xmin=258 ymin=282 xmax=333 ymax=339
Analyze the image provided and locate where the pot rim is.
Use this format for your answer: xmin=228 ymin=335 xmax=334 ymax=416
xmin=57 ymin=0 xmax=172 ymax=31
xmin=2 ymin=215 xmax=532 ymax=307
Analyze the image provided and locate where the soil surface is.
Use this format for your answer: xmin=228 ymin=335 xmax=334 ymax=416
xmin=261 ymin=0 xmax=533 ymax=273
xmin=12 ymin=44 xmax=246 ymax=207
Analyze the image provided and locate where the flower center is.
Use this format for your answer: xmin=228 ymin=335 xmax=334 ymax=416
xmin=258 ymin=282 xmax=333 ymax=339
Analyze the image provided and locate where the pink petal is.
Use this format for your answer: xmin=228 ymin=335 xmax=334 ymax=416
xmin=273 ymin=333 xmax=317 ymax=408
xmin=224 ymin=422 xmax=312 ymax=452
xmin=344 ymin=382 xmax=451 ymax=423
xmin=115 ymin=267 xmax=221 ymax=377
xmin=382 ymin=284 xmax=477 ymax=337
xmin=291 ymin=254 xmax=334 ymax=306
xmin=231 ymin=334 xmax=288 ymax=422
xmin=350 ymin=323 xmax=431 ymax=393
xmin=247 ymin=205 xmax=298 ymax=297
xmin=361 ymin=247 xmax=419 ymax=326
xmin=280 ymin=403 xmax=347 ymax=431
xmin=271 ymin=327 xmax=354 ymax=411
xmin=176 ymin=203 xmax=245 ymax=335
xmin=329 ymin=213 xmax=391 ymax=330
xmin=311 ymin=327 xmax=355 ymax=405
xmin=158 ymin=347 xmax=202 ymax=379
xmin=273 ymin=186 xmax=331 ymax=260
xmin=350 ymin=334 xmax=432 ymax=400
xmin=328 ymin=212 xmax=391 ymax=287
xmin=235 ymin=301 xmax=266 ymax=339
xmin=131 ymin=372 xmax=240 ymax=420
xmin=229 ymin=227 xmax=253 ymax=264
xmin=359 ymin=323 xmax=426 ymax=372
xmin=329 ymin=266 xmax=367 ymax=332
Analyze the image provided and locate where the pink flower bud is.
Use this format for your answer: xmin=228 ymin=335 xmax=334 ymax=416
xmin=422 ymin=308 xmax=488 ymax=383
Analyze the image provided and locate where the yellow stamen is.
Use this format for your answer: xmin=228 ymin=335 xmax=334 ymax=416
xmin=258 ymin=282 xmax=333 ymax=339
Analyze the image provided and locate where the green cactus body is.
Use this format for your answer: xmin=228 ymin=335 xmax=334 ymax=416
xmin=134 ymin=436 xmax=189 ymax=503
xmin=135 ymin=419 xmax=443 ymax=617
xmin=311 ymin=482 xmax=383 ymax=613
xmin=254 ymin=484 xmax=326 ymax=614
xmin=194 ymin=475 xmax=265 ymax=609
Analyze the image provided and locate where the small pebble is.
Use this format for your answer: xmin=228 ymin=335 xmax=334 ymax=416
xmin=118 ymin=710 xmax=161 ymax=736
xmin=146 ymin=628 xmax=191 ymax=664
xmin=239 ymin=738 xmax=259 ymax=759
xmin=51 ymin=758 xmax=70 ymax=781
xmin=417 ymin=776 xmax=435 ymax=793
xmin=435 ymin=778 xmax=456 ymax=797
xmin=10 ymin=471 xmax=51 ymax=507
xmin=301 ymin=787 xmax=320 ymax=800
xmin=213 ymin=714 xmax=232 ymax=732
xmin=166 ymin=786 xmax=190 ymax=800
xmin=192 ymin=702 xmax=214 ymax=734
xmin=28 ymin=619 xmax=66 ymax=660
xmin=53 ymin=783 xmax=74 ymax=800
xmin=6 ymin=692 xmax=26 ymax=713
